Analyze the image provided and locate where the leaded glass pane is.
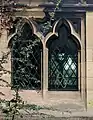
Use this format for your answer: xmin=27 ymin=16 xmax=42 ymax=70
xmin=48 ymin=26 xmax=78 ymax=91
xmin=11 ymin=23 xmax=42 ymax=90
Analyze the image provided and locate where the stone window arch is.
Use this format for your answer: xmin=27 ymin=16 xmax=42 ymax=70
xmin=46 ymin=19 xmax=81 ymax=91
xmin=9 ymin=18 xmax=43 ymax=90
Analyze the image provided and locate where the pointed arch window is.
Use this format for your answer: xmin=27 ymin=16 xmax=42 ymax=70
xmin=11 ymin=21 xmax=43 ymax=90
xmin=47 ymin=21 xmax=81 ymax=91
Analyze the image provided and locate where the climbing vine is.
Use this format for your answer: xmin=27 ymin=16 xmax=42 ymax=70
xmin=49 ymin=0 xmax=62 ymax=19
xmin=0 ymin=0 xmax=62 ymax=119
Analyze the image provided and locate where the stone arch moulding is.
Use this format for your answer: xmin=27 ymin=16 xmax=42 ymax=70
xmin=7 ymin=17 xmax=45 ymax=48
xmin=8 ymin=17 xmax=45 ymax=90
xmin=44 ymin=18 xmax=82 ymax=92
xmin=45 ymin=18 xmax=82 ymax=49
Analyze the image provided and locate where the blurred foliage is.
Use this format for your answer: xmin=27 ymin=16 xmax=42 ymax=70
xmin=0 ymin=0 xmax=62 ymax=119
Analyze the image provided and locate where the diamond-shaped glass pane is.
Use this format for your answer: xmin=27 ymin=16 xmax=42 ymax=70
xmin=64 ymin=63 xmax=69 ymax=70
xmin=11 ymin=23 xmax=42 ymax=90
xmin=48 ymin=50 xmax=78 ymax=90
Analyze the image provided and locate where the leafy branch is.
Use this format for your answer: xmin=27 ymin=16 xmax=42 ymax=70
xmin=49 ymin=0 xmax=62 ymax=19
xmin=0 ymin=1 xmax=62 ymax=119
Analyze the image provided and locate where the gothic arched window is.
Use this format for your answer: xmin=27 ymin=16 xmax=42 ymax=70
xmin=47 ymin=22 xmax=81 ymax=91
xmin=11 ymin=21 xmax=42 ymax=90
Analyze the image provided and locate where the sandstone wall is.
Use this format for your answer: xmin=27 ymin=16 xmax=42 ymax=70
xmin=86 ymin=12 xmax=93 ymax=107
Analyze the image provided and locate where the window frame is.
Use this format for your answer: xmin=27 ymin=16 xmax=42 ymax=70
xmin=8 ymin=16 xmax=86 ymax=101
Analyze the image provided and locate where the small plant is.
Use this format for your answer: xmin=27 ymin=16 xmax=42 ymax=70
xmin=0 ymin=50 xmax=51 ymax=120
xmin=1 ymin=86 xmax=24 ymax=120
xmin=0 ymin=51 xmax=24 ymax=120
